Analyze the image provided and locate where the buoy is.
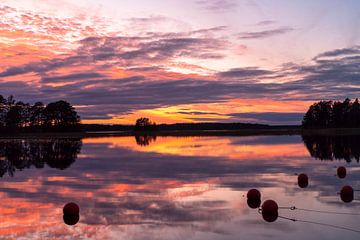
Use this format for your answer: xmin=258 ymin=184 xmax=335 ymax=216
xmin=63 ymin=202 xmax=80 ymax=216
xmin=247 ymin=189 xmax=261 ymax=200
xmin=298 ymin=173 xmax=309 ymax=188
xmin=63 ymin=213 xmax=80 ymax=226
xmin=247 ymin=198 xmax=261 ymax=209
xmin=261 ymin=200 xmax=278 ymax=222
xmin=340 ymin=185 xmax=354 ymax=203
xmin=247 ymin=189 xmax=261 ymax=209
xmin=337 ymin=166 xmax=347 ymax=179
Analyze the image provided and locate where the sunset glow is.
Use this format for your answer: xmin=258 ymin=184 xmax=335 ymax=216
xmin=1 ymin=1 xmax=360 ymax=124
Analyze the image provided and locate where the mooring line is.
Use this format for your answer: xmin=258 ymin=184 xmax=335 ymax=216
xmin=278 ymin=215 xmax=360 ymax=233
xmin=278 ymin=206 xmax=360 ymax=215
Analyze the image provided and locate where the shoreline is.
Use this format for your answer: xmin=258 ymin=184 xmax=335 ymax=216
xmin=1 ymin=127 xmax=360 ymax=139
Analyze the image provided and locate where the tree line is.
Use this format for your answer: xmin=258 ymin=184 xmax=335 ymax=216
xmin=302 ymin=98 xmax=360 ymax=128
xmin=0 ymin=95 xmax=81 ymax=132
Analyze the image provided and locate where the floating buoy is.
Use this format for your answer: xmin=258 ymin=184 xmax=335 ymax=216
xmin=340 ymin=185 xmax=354 ymax=203
xmin=63 ymin=213 xmax=80 ymax=226
xmin=298 ymin=173 xmax=309 ymax=188
xmin=261 ymin=200 xmax=278 ymax=222
xmin=247 ymin=189 xmax=261 ymax=209
xmin=247 ymin=189 xmax=261 ymax=200
xmin=337 ymin=166 xmax=347 ymax=179
xmin=247 ymin=198 xmax=261 ymax=209
xmin=63 ymin=202 xmax=80 ymax=216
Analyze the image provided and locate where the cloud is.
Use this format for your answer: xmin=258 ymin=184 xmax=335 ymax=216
xmin=229 ymin=112 xmax=305 ymax=125
xmin=190 ymin=26 xmax=228 ymax=35
xmin=255 ymin=20 xmax=275 ymax=26
xmin=287 ymin=46 xmax=360 ymax=92
xmin=41 ymin=72 xmax=105 ymax=83
xmin=313 ymin=45 xmax=360 ymax=60
xmin=196 ymin=0 xmax=237 ymax=12
xmin=1 ymin=4 xmax=360 ymax=125
xmin=3 ymin=45 xmax=360 ymax=123
xmin=237 ymin=27 xmax=294 ymax=39
xmin=0 ymin=34 xmax=227 ymax=78
xmin=217 ymin=67 xmax=273 ymax=79
xmin=171 ymin=111 xmax=223 ymax=116
xmin=0 ymin=4 xmax=102 ymax=44
xmin=0 ymin=56 xmax=84 ymax=77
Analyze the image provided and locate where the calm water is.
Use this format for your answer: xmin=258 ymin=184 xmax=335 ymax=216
xmin=0 ymin=135 xmax=359 ymax=239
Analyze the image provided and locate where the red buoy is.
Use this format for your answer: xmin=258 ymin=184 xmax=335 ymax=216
xmin=247 ymin=189 xmax=261 ymax=200
xmin=337 ymin=166 xmax=347 ymax=179
xmin=261 ymin=200 xmax=278 ymax=222
xmin=63 ymin=214 xmax=80 ymax=226
xmin=247 ymin=189 xmax=261 ymax=209
xmin=340 ymin=185 xmax=354 ymax=203
xmin=63 ymin=202 xmax=80 ymax=216
xmin=298 ymin=173 xmax=309 ymax=188
xmin=247 ymin=198 xmax=261 ymax=209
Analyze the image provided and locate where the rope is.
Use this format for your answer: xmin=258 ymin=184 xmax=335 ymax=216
xmin=278 ymin=216 xmax=360 ymax=234
xmin=278 ymin=206 xmax=360 ymax=215
xmin=258 ymin=208 xmax=360 ymax=233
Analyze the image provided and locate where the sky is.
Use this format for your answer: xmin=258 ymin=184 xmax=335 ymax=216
xmin=0 ymin=0 xmax=360 ymax=125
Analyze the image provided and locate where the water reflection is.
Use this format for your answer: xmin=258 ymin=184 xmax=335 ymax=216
xmin=134 ymin=135 xmax=157 ymax=146
xmin=302 ymin=135 xmax=360 ymax=162
xmin=0 ymin=139 xmax=82 ymax=177
xmin=0 ymin=135 xmax=359 ymax=240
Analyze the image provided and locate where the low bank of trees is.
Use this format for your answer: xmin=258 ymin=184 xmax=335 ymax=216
xmin=0 ymin=95 xmax=81 ymax=132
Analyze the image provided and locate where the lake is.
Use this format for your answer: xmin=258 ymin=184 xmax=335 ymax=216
xmin=0 ymin=135 xmax=359 ymax=239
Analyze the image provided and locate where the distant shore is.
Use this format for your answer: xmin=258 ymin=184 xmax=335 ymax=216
xmin=2 ymin=127 xmax=360 ymax=139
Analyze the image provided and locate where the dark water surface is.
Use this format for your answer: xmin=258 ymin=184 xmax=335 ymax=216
xmin=0 ymin=135 xmax=359 ymax=239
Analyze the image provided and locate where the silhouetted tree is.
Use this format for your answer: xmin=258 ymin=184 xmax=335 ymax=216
xmin=302 ymin=101 xmax=332 ymax=128
xmin=302 ymin=98 xmax=360 ymax=128
xmin=6 ymin=95 xmax=15 ymax=108
xmin=29 ymin=102 xmax=45 ymax=128
xmin=332 ymin=98 xmax=351 ymax=127
xmin=5 ymin=103 xmax=24 ymax=129
xmin=0 ymin=95 xmax=6 ymax=128
xmin=134 ymin=117 xmax=156 ymax=131
xmin=43 ymin=100 xmax=81 ymax=131
xmin=349 ymin=98 xmax=360 ymax=127
xmin=0 ymin=96 xmax=81 ymax=132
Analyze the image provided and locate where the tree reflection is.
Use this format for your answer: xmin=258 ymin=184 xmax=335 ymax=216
xmin=135 ymin=135 xmax=157 ymax=146
xmin=302 ymin=135 xmax=360 ymax=162
xmin=0 ymin=139 xmax=82 ymax=177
